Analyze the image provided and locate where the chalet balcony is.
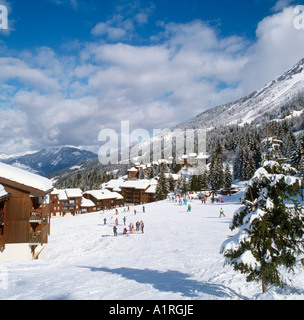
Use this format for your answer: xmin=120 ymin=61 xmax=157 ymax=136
xmin=30 ymin=205 xmax=50 ymax=223
xmin=29 ymin=228 xmax=48 ymax=245
xmin=29 ymin=232 xmax=41 ymax=244
xmin=29 ymin=213 xmax=42 ymax=223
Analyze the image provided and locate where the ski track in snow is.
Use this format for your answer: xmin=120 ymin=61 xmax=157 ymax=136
xmin=1 ymin=192 xmax=304 ymax=300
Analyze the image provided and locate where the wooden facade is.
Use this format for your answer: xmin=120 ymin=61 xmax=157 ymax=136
xmin=0 ymin=163 xmax=53 ymax=261
xmin=81 ymin=198 xmax=97 ymax=213
xmin=120 ymin=180 xmax=157 ymax=205
xmin=0 ymin=183 xmax=52 ymax=247
xmin=50 ymin=189 xmax=82 ymax=217
xmin=83 ymin=190 xmax=124 ymax=210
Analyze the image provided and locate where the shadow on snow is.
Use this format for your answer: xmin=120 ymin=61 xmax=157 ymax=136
xmin=79 ymin=266 xmax=248 ymax=300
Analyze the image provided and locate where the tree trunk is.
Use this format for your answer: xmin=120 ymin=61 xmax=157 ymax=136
xmin=262 ymin=278 xmax=268 ymax=293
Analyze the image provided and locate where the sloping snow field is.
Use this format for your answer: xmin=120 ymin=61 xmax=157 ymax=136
xmin=1 ymin=191 xmax=304 ymax=300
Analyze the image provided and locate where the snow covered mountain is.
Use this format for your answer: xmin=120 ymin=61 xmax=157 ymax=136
xmin=116 ymin=58 xmax=304 ymax=164
xmin=176 ymin=58 xmax=304 ymax=131
xmin=1 ymin=146 xmax=97 ymax=176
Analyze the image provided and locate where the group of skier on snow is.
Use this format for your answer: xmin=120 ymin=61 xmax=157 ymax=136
xmin=170 ymin=192 xmax=226 ymax=217
xmin=103 ymin=207 xmax=145 ymax=237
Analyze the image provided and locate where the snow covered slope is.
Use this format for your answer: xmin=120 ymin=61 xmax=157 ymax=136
xmin=1 ymin=191 xmax=303 ymax=300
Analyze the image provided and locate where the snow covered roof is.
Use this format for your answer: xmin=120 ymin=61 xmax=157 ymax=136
xmin=81 ymin=197 xmax=96 ymax=208
xmin=111 ymin=192 xmax=124 ymax=200
xmin=105 ymin=179 xmax=125 ymax=190
xmin=0 ymin=162 xmax=53 ymax=195
xmin=121 ymin=179 xmax=152 ymax=190
xmin=84 ymin=189 xmax=121 ymax=200
xmin=197 ymin=153 xmax=209 ymax=159
xmin=145 ymin=185 xmax=157 ymax=194
xmin=65 ymin=188 xmax=82 ymax=198
xmin=57 ymin=189 xmax=68 ymax=201
xmin=51 ymin=188 xmax=60 ymax=195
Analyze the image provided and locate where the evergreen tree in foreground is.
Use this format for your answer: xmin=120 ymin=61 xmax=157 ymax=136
xmin=220 ymin=137 xmax=304 ymax=293
xmin=291 ymin=133 xmax=304 ymax=201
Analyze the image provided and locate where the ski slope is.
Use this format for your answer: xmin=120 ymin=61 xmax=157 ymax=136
xmin=1 ymin=191 xmax=304 ymax=300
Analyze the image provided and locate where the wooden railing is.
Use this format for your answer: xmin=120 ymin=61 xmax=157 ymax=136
xmin=29 ymin=204 xmax=50 ymax=245
xmin=29 ymin=213 xmax=42 ymax=222
xmin=30 ymin=205 xmax=50 ymax=223
xmin=29 ymin=232 xmax=41 ymax=244
xmin=29 ymin=228 xmax=48 ymax=245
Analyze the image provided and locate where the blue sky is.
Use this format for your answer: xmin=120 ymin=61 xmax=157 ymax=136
xmin=4 ymin=0 xmax=293 ymax=48
xmin=0 ymin=0 xmax=304 ymax=154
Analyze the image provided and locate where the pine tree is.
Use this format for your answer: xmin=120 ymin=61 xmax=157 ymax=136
xmin=148 ymin=167 xmax=155 ymax=179
xmin=221 ymin=136 xmax=304 ymax=293
xmin=138 ymin=168 xmax=145 ymax=179
xmin=291 ymin=133 xmax=304 ymax=201
xmin=179 ymin=175 xmax=188 ymax=194
xmin=168 ymin=174 xmax=175 ymax=192
xmin=155 ymin=169 xmax=169 ymax=201
xmin=223 ymin=163 xmax=232 ymax=190
xmin=209 ymin=139 xmax=224 ymax=190
xmin=200 ymin=170 xmax=209 ymax=189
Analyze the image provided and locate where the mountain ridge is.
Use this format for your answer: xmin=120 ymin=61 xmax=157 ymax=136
xmin=1 ymin=146 xmax=98 ymax=176
xmin=174 ymin=58 xmax=304 ymax=131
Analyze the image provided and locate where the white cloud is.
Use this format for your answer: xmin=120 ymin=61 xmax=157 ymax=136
xmin=91 ymin=1 xmax=155 ymax=40
xmin=2 ymin=6 xmax=304 ymax=155
xmin=242 ymin=5 xmax=304 ymax=92
xmin=91 ymin=21 xmax=128 ymax=40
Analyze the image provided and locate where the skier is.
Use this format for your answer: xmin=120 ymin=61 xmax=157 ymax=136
xmin=136 ymin=221 xmax=140 ymax=232
xmin=123 ymin=228 xmax=127 ymax=235
xmin=103 ymin=218 xmax=107 ymax=225
xmin=143 ymin=205 xmax=145 ymax=213
xmin=115 ymin=217 xmax=119 ymax=226
xmin=187 ymin=204 xmax=191 ymax=212
xmin=123 ymin=216 xmax=126 ymax=226
xmin=219 ymin=208 xmax=225 ymax=218
xmin=113 ymin=225 xmax=118 ymax=236
xmin=140 ymin=220 xmax=144 ymax=233
xmin=134 ymin=209 xmax=137 ymax=215
xmin=129 ymin=223 xmax=133 ymax=233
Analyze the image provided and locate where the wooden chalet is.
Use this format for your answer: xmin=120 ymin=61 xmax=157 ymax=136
xmin=81 ymin=197 xmax=97 ymax=213
xmin=50 ymin=188 xmax=83 ymax=217
xmin=120 ymin=179 xmax=157 ymax=205
xmin=83 ymin=189 xmax=124 ymax=210
xmin=0 ymin=162 xmax=53 ymax=262
xmin=127 ymin=167 xmax=139 ymax=181
xmin=145 ymin=184 xmax=157 ymax=203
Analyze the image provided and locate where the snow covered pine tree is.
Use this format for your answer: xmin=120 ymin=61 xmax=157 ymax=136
xmin=220 ymin=137 xmax=304 ymax=293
